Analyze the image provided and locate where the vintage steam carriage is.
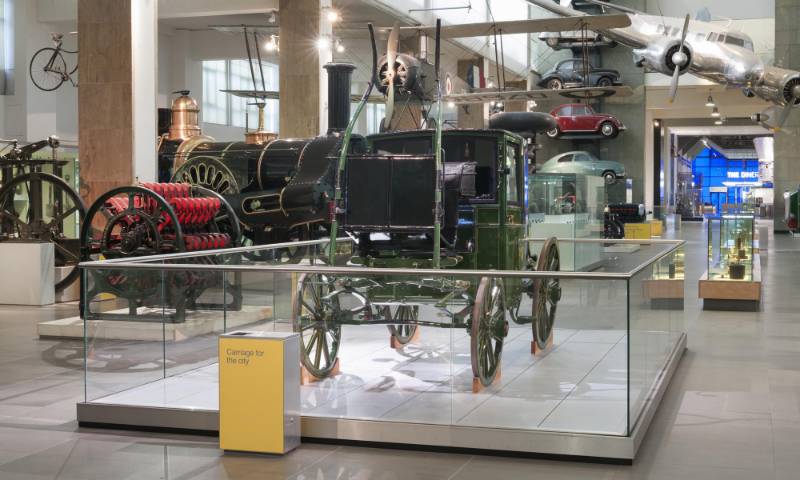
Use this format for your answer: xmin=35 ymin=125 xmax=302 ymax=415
xmin=291 ymin=23 xmax=562 ymax=388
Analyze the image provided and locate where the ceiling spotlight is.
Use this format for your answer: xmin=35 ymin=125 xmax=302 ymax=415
xmin=327 ymin=10 xmax=340 ymax=22
xmin=496 ymin=102 xmax=504 ymax=108
xmin=265 ymin=35 xmax=279 ymax=52
xmin=447 ymin=101 xmax=455 ymax=108
xmin=487 ymin=81 xmax=495 ymax=88
xmin=653 ymin=120 xmax=661 ymax=127
xmin=316 ymin=36 xmax=331 ymax=51
xmin=714 ymin=118 xmax=723 ymax=125
xmin=711 ymin=106 xmax=720 ymax=117
xmin=267 ymin=11 xmax=277 ymax=24
xmin=705 ymin=96 xmax=715 ymax=107
xmin=335 ymin=38 xmax=345 ymax=53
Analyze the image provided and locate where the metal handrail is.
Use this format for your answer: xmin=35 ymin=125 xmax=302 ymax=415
xmin=79 ymin=238 xmax=685 ymax=280
xmin=87 ymin=237 xmax=352 ymax=265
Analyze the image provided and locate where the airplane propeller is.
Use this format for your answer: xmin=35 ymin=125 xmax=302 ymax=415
xmin=667 ymin=14 xmax=691 ymax=103
xmin=383 ymin=22 xmax=400 ymax=131
xmin=774 ymin=81 xmax=800 ymax=131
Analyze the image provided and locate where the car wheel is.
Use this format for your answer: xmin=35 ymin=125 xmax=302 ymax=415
xmin=547 ymin=78 xmax=563 ymax=90
xmin=546 ymin=127 xmax=560 ymax=138
xmin=599 ymin=121 xmax=618 ymax=138
xmin=597 ymin=77 xmax=612 ymax=87
xmin=602 ymin=171 xmax=617 ymax=184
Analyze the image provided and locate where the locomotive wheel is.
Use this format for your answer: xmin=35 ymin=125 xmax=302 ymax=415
xmin=470 ymin=277 xmax=508 ymax=387
xmin=0 ymin=172 xmax=86 ymax=291
xmin=532 ymin=237 xmax=561 ymax=351
xmin=171 ymin=156 xmax=240 ymax=196
xmin=293 ymin=273 xmax=342 ymax=378
xmin=385 ymin=305 xmax=419 ymax=346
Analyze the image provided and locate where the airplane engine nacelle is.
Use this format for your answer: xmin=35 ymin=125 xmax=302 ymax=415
xmin=634 ymin=39 xmax=692 ymax=77
xmin=752 ymin=66 xmax=800 ymax=107
xmin=377 ymin=53 xmax=436 ymax=100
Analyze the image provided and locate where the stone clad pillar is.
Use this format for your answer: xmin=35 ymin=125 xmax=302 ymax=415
xmin=279 ymin=0 xmax=322 ymax=138
xmin=774 ymin=0 xmax=800 ymax=231
xmin=77 ymin=0 xmax=157 ymax=205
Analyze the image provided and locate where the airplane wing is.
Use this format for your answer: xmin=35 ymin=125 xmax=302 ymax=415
xmin=223 ymin=89 xmax=384 ymax=104
xmin=400 ymin=14 xmax=630 ymax=38
xmin=443 ymin=86 xmax=634 ymax=105
xmin=526 ymin=0 xmax=649 ymax=50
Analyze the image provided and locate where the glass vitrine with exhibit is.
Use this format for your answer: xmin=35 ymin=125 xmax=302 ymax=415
xmin=527 ymin=172 xmax=604 ymax=271
xmin=707 ymin=215 xmax=755 ymax=281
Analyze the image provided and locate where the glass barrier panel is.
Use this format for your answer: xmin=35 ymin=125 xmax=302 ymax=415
xmin=83 ymin=266 xmax=166 ymax=403
xmin=628 ymin=246 xmax=686 ymax=432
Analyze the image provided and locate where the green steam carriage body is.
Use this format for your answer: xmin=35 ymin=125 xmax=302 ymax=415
xmin=292 ymin=22 xmax=560 ymax=388
xmin=293 ymin=129 xmax=561 ymax=387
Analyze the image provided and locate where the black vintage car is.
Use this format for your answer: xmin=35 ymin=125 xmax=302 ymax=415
xmin=537 ymin=59 xmax=622 ymax=90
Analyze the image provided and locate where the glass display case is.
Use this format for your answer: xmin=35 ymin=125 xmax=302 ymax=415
xmin=707 ymin=215 xmax=755 ymax=281
xmin=74 ymin=238 xmax=687 ymax=461
xmin=528 ymin=173 xmax=604 ymax=271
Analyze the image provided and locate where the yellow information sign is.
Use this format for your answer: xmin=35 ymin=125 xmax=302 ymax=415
xmin=624 ymin=223 xmax=652 ymax=240
xmin=219 ymin=331 xmax=300 ymax=454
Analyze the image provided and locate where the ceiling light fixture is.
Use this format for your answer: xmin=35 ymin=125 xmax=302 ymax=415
xmin=447 ymin=101 xmax=455 ymax=108
xmin=711 ymin=106 xmax=720 ymax=117
xmin=327 ymin=9 xmax=340 ymax=22
xmin=265 ymin=35 xmax=279 ymax=52
xmin=335 ymin=38 xmax=345 ymax=53
xmin=316 ymin=36 xmax=331 ymax=51
xmin=705 ymin=96 xmax=715 ymax=107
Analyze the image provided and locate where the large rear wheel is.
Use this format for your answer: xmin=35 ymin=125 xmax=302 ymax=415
xmin=293 ymin=273 xmax=342 ymax=378
xmin=470 ymin=277 xmax=508 ymax=387
xmin=532 ymin=238 xmax=561 ymax=351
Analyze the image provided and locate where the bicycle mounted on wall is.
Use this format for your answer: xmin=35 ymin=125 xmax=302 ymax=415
xmin=29 ymin=32 xmax=78 ymax=91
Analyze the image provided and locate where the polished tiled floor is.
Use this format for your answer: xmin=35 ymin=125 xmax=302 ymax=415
xmin=1 ymin=221 xmax=799 ymax=479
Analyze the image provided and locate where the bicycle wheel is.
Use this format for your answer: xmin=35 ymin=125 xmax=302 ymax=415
xmin=29 ymin=48 xmax=67 ymax=91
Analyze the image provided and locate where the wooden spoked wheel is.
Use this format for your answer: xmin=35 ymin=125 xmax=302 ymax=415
xmin=470 ymin=277 xmax=508 ymax=387
xmin=385 ymin=305 xmax=419 ymax=345
xmin=532 ymin=237 xmax=561 ymax=351
xmin=293 ymin=273 xmax=342 ymax=378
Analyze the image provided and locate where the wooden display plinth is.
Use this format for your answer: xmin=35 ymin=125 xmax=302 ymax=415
xmin=472 ymin=367 xmax=501 ymax=393
xmin=390 ymin=327 xmax=421 ymax=349
xmin=699 ymin=255 xmax=761 ymax=311
xmin=300 ymin=359 xmax=340 ymax=385
xmin=642 ymin=278 xmax=685 ymax=310
xmin=531 ymin=331 xmax=554 ymax=356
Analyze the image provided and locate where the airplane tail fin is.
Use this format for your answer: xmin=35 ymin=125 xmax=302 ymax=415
xmin=695 ymin=7 xmax=711 ymax=22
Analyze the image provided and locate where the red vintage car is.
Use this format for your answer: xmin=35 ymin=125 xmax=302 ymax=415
xmin=546 ymin=103 xmax=626 ymax=139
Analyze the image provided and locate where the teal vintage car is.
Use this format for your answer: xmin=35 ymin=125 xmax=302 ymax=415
xmin=538 ymin=151 xmax=626 ymax=184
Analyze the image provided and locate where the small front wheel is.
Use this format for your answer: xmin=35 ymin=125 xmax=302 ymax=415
xmin=29 ymin=47 xmax=67 ymax=91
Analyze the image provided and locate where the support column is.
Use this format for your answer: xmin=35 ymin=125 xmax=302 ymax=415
xmin=774 ymin=0 xmax=800 ymax=231
xmin=279 ymin=0 xmax=322 ymax=138
xmin=78 ymin=0 xmax=157 ymax=204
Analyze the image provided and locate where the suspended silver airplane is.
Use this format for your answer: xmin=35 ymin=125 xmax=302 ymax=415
xmin=528 ymin=0 xmax=800 ymax=131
